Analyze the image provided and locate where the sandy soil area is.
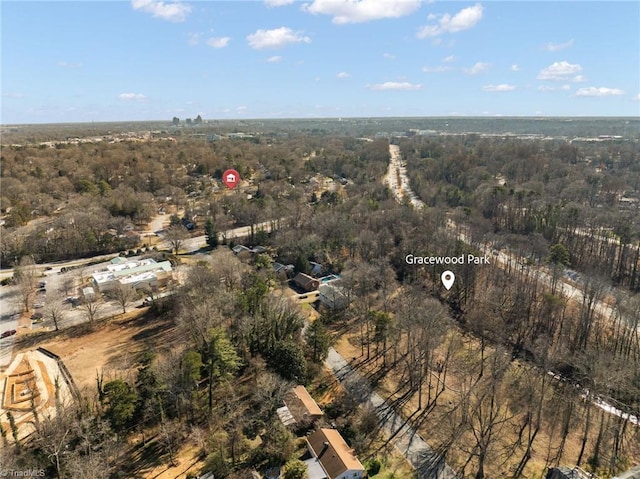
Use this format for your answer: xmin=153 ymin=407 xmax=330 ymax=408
xmin=28 ymin=309 xmax=181 ymax=391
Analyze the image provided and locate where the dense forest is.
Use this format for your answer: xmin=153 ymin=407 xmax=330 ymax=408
xmin=1 ymin=119 xmax=639 ymax=478
xmin=400 ymin=134 xmax=640 ymax=291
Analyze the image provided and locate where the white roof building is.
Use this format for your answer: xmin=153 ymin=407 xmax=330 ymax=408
xmin=92 ymin=259 xmax=173 ymax=291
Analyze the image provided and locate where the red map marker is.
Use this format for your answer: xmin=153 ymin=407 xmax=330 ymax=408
xmin=222 ymin=169 xmax=240 ymax=190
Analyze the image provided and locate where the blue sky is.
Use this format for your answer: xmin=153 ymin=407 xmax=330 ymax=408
xmin=2 ymin=1 xmax=639 ymax=123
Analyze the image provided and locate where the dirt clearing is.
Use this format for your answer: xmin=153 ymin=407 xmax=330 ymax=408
xmin=16 ymin=308 xmax=182 ymax=392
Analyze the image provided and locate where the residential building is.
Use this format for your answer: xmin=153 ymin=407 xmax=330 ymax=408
xmin=305 ymin=428 xmax=365 ymax=479
xmin=283 ymin=385 xmax=323 ymax=426
xmin=293 ymin=272 xmax=320 ymax=292
xmin=309 ymin=261 xmax=324 ymax=276
xmin=319 ymin=283 xmax=349 ymax=310
xmin=272 ymin=262 xmax=294 ymax=282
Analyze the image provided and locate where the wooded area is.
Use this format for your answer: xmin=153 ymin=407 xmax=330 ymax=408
xmin=1 ymin=118 xmax=638 ymax=478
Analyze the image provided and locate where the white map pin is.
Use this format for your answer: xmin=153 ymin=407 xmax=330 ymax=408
xmin=441 ymin=270 xmax=455 ymax=290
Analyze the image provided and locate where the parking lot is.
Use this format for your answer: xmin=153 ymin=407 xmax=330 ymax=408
xmin=1 ymin=256 xmax=151 ymax=340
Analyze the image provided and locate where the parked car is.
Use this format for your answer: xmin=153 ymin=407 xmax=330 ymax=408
xmin=1 ymin=329 xmax=17 ymax=339
xmin=31 ymin=312 xmax=43 ymax=320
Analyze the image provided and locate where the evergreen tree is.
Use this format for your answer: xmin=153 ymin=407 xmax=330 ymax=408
xmin=283 ymin=458 xmax=308 ymax=479
xmin=305 ymin=320 xmax=331 ymax=363
xmin=102 ymin=379 xmax=138 ymax=433
xmin=205 ymin=218 xmax=219 ymax=249
xmin=268 ymin=341 xmax=307 ymax=382
xmin=205 ymin=328 xmax=241 ymax=411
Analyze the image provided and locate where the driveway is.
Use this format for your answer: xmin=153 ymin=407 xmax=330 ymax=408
xmin=325 ymin=348 xmax=459 ymax=479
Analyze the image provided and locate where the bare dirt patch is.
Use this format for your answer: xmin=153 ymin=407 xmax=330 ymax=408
xmin=16 ymin=309 xmax=183 ymax=392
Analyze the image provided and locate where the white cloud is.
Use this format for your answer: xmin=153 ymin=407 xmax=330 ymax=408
xmin=538 ymin=84 xmax=572 ymax=92
xmin=537 ymin=61 xmax=584 ymax=81
xmin=482 ymin=84 xmax=516 ymax=92
xmin=634 ymin=93 xmax=640 ymax=101
xmin=206 ymin=37 xmax=230 ymax=48
xmin=118 ymin=93 xmax=147 ymax=100
xmin=188 ymin=32 xmax=201 ymax=45
xmin=511 ymin=64 xmax=519 ymax=72
xmin=464 ymin=62 xmax=490 ymax=75
xmin=57 ymin=61 xmax=83 ymax=68
xmin=246 ymin=27 xmax=311 ymax=49
xmin=575 ymin=87 xmax=625 ymax=97
xmin=417 ymin=3 xmax=483 ymax=38
xmin=544 ymin=39 xmax=574 ymax=52
xmin=303 ymin=0 xmax=422 ymax=24
xmin=422 ymin=65 xmax=452 ymax=73
xmin=383 ymin=52 xmax=396 ymax=60
xmin=2 ymin=92 xmax=25 ymax=98
xmin=337 ymin=72 xmax=351 ymax=78
xmin=265 ymin=0 xmax=295 ymax=6
xmin=368 ymin=81 xmax=422 ymax=91
xmin=131 ymin=0 xmax=191 ymax=22
xmin=443 ymin=55 xmax=455 ymax=63
xmin=266 ymin=55 xmax=283 ymax=63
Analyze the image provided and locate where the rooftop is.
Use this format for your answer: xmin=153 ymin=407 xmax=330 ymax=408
xmin=306 ymin=428 xmax=364 ymax=479
xmin=285 ymin=386 xmax=322 ymax=420
xmin=93 ymin=260 xmax=172 ymax=285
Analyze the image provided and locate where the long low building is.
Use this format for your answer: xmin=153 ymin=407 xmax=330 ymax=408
xmin=92 ymin=258 xmax=173 ymax=292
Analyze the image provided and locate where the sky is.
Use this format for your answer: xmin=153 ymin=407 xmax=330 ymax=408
xmin=1 ymin=0 xmax=639 ymax=123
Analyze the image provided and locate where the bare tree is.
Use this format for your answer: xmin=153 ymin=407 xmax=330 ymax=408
xmin=342 ymin=261 xmax=378 ymax=358
xmin=15 ymin=255 xmax=38 ymax=312
xmin=572 ymin=272 xmax=607 ymax=352
xmin=60 ymin=276 xmax=76 ymax=297
xmin=42 ymin=292 xmax=67 ymax=331
xmin=165 ymin=225 xmax=188 ymax=254
xmin=458 ymin=350 xmax=513 ymax=479
xmin=107 ymin=283 xmax=138 ymax=314
xmin=82 ymin=292 xmax=102 ymax=322
xmin=32 ymin=406 xmax=73 ymax=477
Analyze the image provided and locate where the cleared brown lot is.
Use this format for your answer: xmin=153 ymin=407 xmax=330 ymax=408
xmin=16 ymin=308 xmax=181 ymax=391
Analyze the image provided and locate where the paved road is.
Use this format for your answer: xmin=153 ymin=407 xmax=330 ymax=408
xmin=384 ymin=144 xmax=426 ymax=210
xmin=0 ymin=219 xmax=280 ymax=282
xmin=0 ymin=321 xmax=19 ymax=367
xmin=326 ymin=348 xmax=459 ymax=479
xmin=157 ymin=219 xmax=281 ymax=253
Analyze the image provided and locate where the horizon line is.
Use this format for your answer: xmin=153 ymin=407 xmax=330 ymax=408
xmin=2 ymin=114 xmax=639 ymax=127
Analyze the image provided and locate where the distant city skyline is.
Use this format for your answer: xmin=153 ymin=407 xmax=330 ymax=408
xmin=2 ymin=1 xmax=639 ymax=124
